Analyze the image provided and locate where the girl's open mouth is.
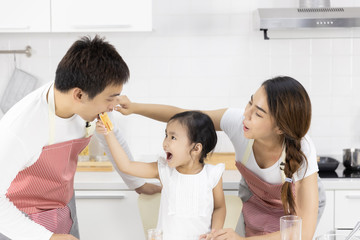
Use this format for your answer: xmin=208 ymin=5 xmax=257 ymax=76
xmin=166 ymin=152 xmax=173 ymax=161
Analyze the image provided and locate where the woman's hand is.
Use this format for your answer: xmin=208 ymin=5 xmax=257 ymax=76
xmin=210 ymin=228 xmax=243 ymax=240
xmin=50 ymin=234 xmax=79 ymax=240
xmin=114 ymin=95 xmax=135 ymax=116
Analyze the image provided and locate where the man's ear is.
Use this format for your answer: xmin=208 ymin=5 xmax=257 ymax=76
xmin=73 ymin=88 xmax=84 ymax=102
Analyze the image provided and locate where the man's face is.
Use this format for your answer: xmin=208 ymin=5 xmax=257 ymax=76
xmin=77 ymin=84 xmax=123 ymax=122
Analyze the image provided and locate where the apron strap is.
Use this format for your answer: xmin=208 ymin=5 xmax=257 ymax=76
xmin=279 ymin=147 xmax=286 ymax=183
xmin=47 ymin=83 xmax=94 ymax=143
xmin=241 ymin=139 xmax=288 ymax=183
xmin=241 ymin=139 xmax=254 ymax=165
xmin=48 ymin=84 xmax=56 ymax=145
xmin=85 ymin=122 xmax=96 ymax=137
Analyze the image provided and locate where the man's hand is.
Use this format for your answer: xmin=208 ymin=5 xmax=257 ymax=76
xmin=50 ymin=234 xmax=79 ymax=240
xmin=135 ymin=183 xmax=162 ymax=195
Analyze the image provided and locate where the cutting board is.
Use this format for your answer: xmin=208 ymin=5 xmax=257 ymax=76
xmin=205 ymin=152 xmax=236 ymax=170
xmin=77 ymin=161 xmax=113 ymax=172
xmin=76 ymin=152 xmax=237 ymax=171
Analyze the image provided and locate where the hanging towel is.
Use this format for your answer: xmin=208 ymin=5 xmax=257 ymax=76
xmin=0 ymin=68 xmax=38 ymax=113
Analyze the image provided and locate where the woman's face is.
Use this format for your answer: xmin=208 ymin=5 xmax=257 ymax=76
xmin=243 ymin=86 xmax=281 ymax=141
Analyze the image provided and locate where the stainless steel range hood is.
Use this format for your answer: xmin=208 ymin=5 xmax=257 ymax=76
xmin=256 ymin=0 xmax=360 ymax=39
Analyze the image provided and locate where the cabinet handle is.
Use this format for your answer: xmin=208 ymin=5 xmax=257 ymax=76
xmin=345 ymin=195 xmax=360 ymax=199
xmin=72 ymin=24 xmax=132 ymax=29
xmin=75 ymin=191 xmax=126 ymax=199
xmin=0 ymin=26 xmax=30 ymax=30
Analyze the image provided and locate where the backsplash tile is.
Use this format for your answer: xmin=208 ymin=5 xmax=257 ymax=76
xmin=0 ymin=0 xmax=359 ymax=157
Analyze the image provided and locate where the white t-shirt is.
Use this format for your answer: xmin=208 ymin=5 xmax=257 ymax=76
xmin=157 ymin=157 xmax=225 ymax=240
xmin=220 ymin=108 xmax=318 ymax=184
xmin=0 ymin=82 xmax=145 ymax=240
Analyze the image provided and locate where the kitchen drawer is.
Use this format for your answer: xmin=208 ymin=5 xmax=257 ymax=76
xmin=335 ymin=190 xmax=360 ymax=229
xmin=75 ymin=190 xmax=145 ymax=240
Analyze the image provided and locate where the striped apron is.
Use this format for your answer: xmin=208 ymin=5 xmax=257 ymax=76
xmin=0 ymin=84 xmax=93 ymax=239
xmin=235 ymin=139 xmax=326 ymax=237
xmin=235 ymin=139 xmax=292 ymax=237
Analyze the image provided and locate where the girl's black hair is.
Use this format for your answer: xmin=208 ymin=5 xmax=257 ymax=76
xmin=169 ymin=111 xmax=217 ymax=163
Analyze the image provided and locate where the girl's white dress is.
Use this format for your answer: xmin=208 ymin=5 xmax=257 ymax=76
xmin=157 ymin=157 xmax=225 ymax=240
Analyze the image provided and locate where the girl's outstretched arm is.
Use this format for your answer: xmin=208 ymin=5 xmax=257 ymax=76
xmin=97 ymin=121 xmax=159 ymax=179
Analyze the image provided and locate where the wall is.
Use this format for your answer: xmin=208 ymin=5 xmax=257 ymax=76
xmin=0 ymin=0 xmax=360 ymax=159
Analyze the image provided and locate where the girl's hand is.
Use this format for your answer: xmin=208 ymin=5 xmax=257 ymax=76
xmin=96 ymin=120 xmax=108 ymax=135
xmin=114 ymin=95 xmax=134 ymax=115
xmin=210 ymin=228 xmax=243 ymax=240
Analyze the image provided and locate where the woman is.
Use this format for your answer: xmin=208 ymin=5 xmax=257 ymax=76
xmin=115 ymin=76 xmax=325 ymax=240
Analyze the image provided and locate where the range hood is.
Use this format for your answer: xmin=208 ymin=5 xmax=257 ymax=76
xmin=256 ymin=0 xmax=360 ymax=39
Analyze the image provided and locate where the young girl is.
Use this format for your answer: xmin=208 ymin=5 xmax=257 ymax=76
xmin=113 ymin=76 xmax=326 ymax=240
xmin=96 ymin=111 xmax=226 ymax=240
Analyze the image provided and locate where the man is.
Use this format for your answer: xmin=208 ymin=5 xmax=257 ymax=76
xmin=0 ymin=35 xmax=160 ymax=240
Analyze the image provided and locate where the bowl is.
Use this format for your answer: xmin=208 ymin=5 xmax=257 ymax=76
xmin=317 ymin=157 xmax=339 ymax=172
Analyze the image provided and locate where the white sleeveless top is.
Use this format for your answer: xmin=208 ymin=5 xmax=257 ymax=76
xmin=157 ymin=157 xmax=225 ymax=240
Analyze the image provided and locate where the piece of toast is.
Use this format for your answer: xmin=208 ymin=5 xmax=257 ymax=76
xmin=99 ymin=112 xmax=114 ymax=132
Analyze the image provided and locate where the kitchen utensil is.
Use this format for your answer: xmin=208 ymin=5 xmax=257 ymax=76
xmin=343 ymin=149 xmax=360 ymax=171
xmin=345 ymin=221 xmax=360 ymax=240
xmin=0 ymin=68 xmax=37 ymax=113
xmin=280 ymin=215 xmax=302 ymax=240
xmin=318 ymin=157 xmax=340 ymax=172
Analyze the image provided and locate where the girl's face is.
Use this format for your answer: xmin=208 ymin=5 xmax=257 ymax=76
xmin=162 ymin=120 xmax=196 ymax=169
xmin=243 ymin=86 xmax=280 ymax=141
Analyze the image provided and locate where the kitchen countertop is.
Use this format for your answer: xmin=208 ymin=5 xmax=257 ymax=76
xmin=74 ymin=169 xmax=360 ymax=191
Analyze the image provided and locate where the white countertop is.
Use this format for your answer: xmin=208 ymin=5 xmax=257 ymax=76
xmin=74 ymin=169 xmax=360 ymax=191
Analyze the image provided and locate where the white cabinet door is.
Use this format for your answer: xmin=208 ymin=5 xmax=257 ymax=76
xmin=334 ymin=190 xmax=360 ymax=229
xmin=75 ymin=190 xmax=145 ymax=240
xmin=314 ymin=190 xmax=335 ymax=239
xmin=51 ymin=0 xmax=152 ymax=32
xmin=0 ymin=0 xmax=50 ymax=32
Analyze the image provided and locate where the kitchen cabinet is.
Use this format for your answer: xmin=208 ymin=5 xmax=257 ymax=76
xmin=73 ymin=169 xmax=360 ymax=240
xmin=0 ymin=0 xmax=50 ymax=32
xmin=75 ymin=190 xmax=145 ymax=240
xmin=314 ymin=189 xmax=360 ymax=239
xmin=334 ymin=190 xmax=360 ymax=229
xmin=0 ymin=0 xmax=151 ymax=33
xmin=51 ymin=0 xmax=152 ymax=32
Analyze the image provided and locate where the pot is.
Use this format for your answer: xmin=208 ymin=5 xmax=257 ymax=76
xmin=343 ymin=148 xmax=360 ymax=171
